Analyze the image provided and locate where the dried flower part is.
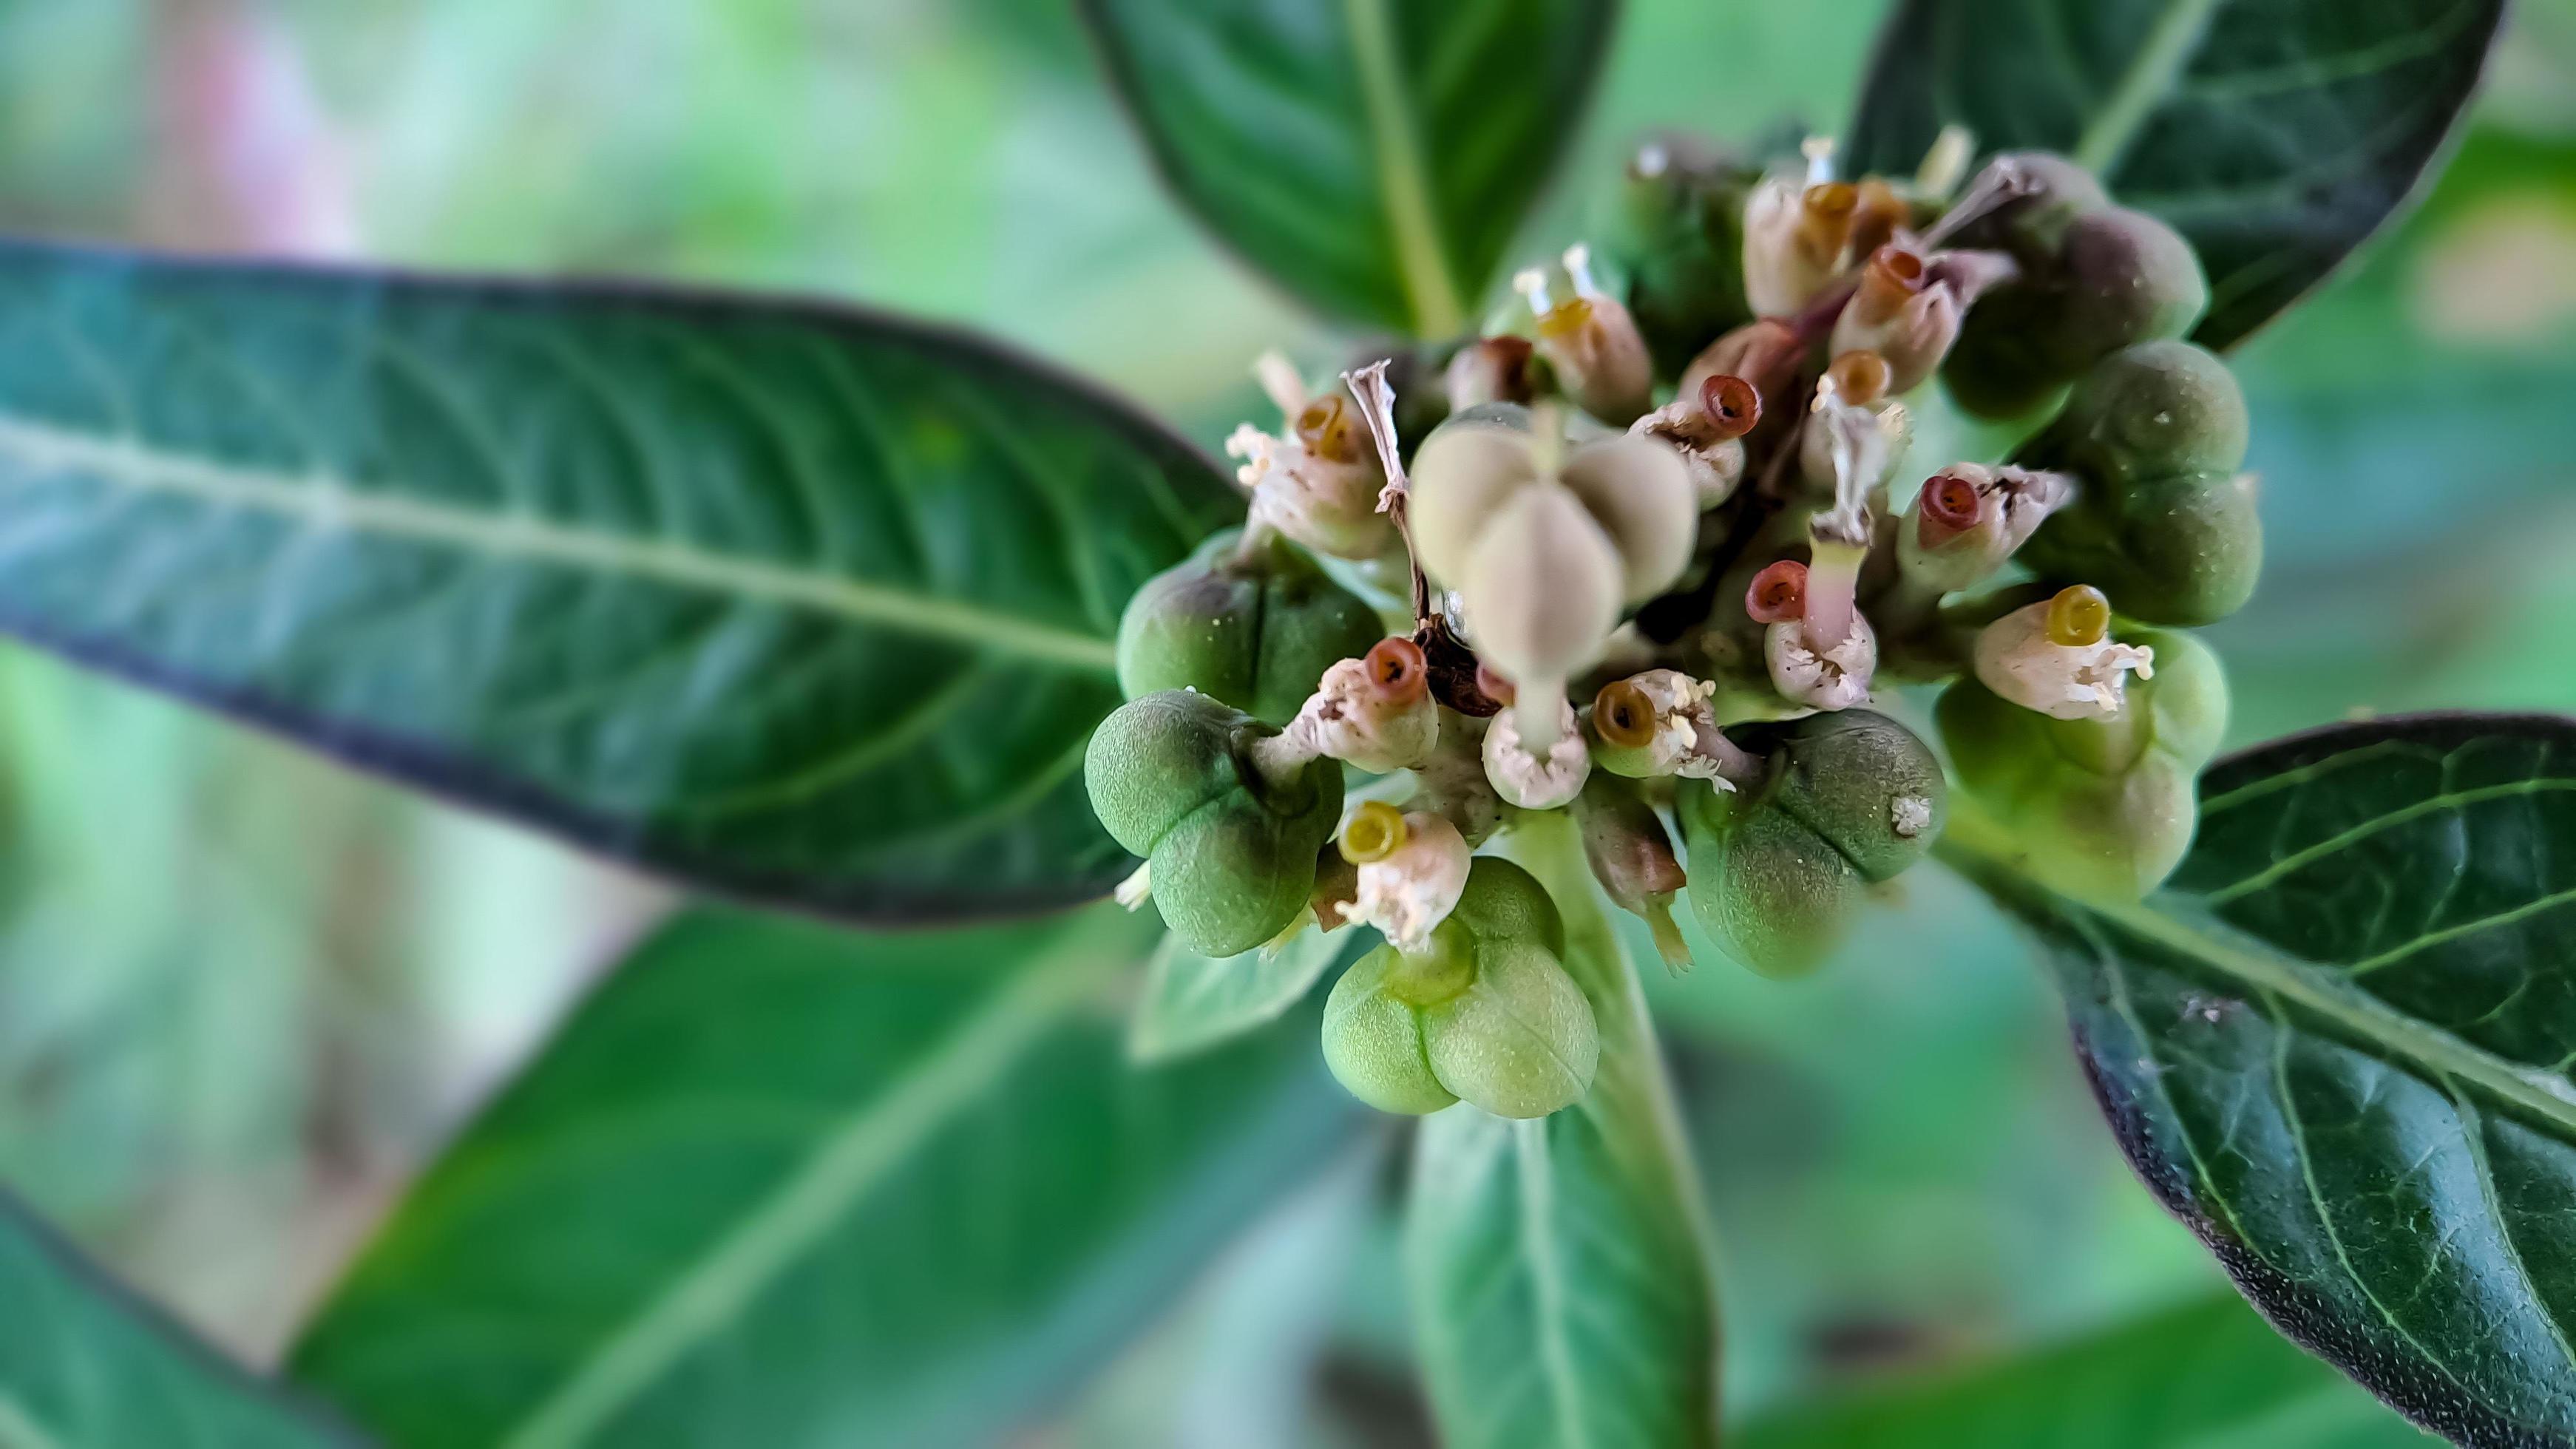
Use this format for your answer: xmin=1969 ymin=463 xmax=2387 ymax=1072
xmin=1338 ymin=810 xmax=1471 ymax=951
xmin=1445 ymin=335 xmax=1536 ymax=412
xmin=1482 ymin=696 xmax=1592 ymax=809
xmin=1799 ymin=370 xmax=1909 ymax=503
xmin=1573 ymin=774 xmax=1692 ymax=969
xmin=1973 ymin=600 xmax=2155 ymax=719
xmin=1746 ymin=560 xmax=1808 ymax=624
xmin=1766 ymin=611 xmax=1877 ymax=710
xmin=1284 ymin=655 xmax=1440 ymax=773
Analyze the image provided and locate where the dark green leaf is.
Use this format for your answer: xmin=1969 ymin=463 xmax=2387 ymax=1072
xmin=0 ymin=242 xmax=1241 ymax=921
xmin=291 ymin=906 xmax=1359 ymax=1448
xmin=1128 ymin=926 xmax=1358 ymax=1065
xmin=1847 ymin=0 xmax=2505 ymax=348
xmin=0 ymin=1188 xmax=356 ymax=1447
xmin=1406 ymin=812 xmax=1721 ymax=1449
xmin=1078 ymin=0 xmax=1621 ymax=336
xmin=1738 ymin=1293 xmax=2428 ymax=1448
xmin=1945 ymin=714 xmax=2576 ymax=1448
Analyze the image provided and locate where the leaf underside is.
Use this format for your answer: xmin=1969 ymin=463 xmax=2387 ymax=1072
xmin=1078 ymin=0 xmax=1621 ymax=336
xmin=1959 ymin=714 xmax=2576 ymax=1448
xmin=291 ymin=906 xmax=1360 ymax=1449
xmin=1848 ymin=0 xmax=2504 ymax=349
xmin=0 ymin=1188 xmax=356 ymax=1448
xmin=0 ymin=242 xmax=1241 ymax=922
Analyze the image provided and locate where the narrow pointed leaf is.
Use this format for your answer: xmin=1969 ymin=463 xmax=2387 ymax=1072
xmin=1947 ymin=714 xmax=2576 ymax=1448
xmin=1848 ymin=0 xmax=2504 ymax=348
xmin=290 ymin=906 xmax=1360 ymax=1448
xmin=1740 ymin=1294 xmax=2426 ymax=1448
xmin=1078 ymin=0 xmax=1620 ymax=336
xmin=0 ymin=1189 xmax=357 ymax=1447
xmin=1128 ymin=927 xmax=1358 ymax=1065
xmin=0 ymin=242 xmax=1241 ymax=921
xmin=1406 ymin=814 xmax=1721 ymax=1449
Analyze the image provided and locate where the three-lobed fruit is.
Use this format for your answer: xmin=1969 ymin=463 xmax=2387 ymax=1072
xmin=1085 ymin=690 xmax=1343 ymax=957
xmin=1115 ymin=529 xmax=1383 ymax=724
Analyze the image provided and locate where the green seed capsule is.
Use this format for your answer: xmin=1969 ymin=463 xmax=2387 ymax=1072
xmin=1945 ymin=207 xmax=2208 ymax=421
xmin=1085 ymin=690 xmax=1343 ymax=957
xmin=2021 ymin=340 xmax=2249 ymax=486
xmin=1319 ymin=858 xmax=1592 ymax=1119
xmin=1677 ymin=710 xmax=1945 ymax=977
xmin=1114 ymin=529 xmax=1383 ymax=726
xmin=1938 ymin=628 xmax=2228 ymax=900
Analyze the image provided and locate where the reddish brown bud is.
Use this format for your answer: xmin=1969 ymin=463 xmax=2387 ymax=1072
xmin=1698 ymin=374 xmax=1761 ymax=441
xmin=1746 ymin=560 xmax=1809 ymax=624
xmin=1363 ymin=636 xmax=1429 ymax=706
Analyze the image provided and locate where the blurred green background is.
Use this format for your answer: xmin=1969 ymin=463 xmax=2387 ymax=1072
xmin=0 ymin=0 xmax=2571 ymax=1442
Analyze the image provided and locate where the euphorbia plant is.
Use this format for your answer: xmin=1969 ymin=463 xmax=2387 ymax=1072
xmin=0 ymin=1 xmax=2558 ymax=1446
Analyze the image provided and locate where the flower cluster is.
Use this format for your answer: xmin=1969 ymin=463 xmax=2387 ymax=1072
xmin=1085 ymin=137 xmax=2257 ymax=1118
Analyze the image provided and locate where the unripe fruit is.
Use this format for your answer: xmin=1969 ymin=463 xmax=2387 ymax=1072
xmin=1085 ymin=690 xmax=1343 ymax=957
xmin=1678 ymin=710 xmax=1945 ymax=977
xmin=1320 ymin=858 xmax=1594 ymax=1118
xmin=2016 ymin=343 xmax=2262 ymax=625
xmin=1114 ymin=529 xmax=1383 ymax=724
xmin=2023 ymin=340 xmax=2248 ymax=487
xmin=1939 ymin=628 xmax=2228 ymax=900
xmin=1945 ymin=206 xmax=2208 ymax=420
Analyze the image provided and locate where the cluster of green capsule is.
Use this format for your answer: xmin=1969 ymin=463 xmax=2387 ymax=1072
xmin=1084 ymin=138 xmax=2258 ymax=1119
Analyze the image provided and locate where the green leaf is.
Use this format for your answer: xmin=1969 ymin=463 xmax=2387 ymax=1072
xmin=0 ymin=242 xmax=1242 ymax=921
xmin=1943 ymin=714 xmax=2576 ymax=1447
xmin=0 ymin=1188 xmax=355 ymax=1447
xmin=290 ymin=906 xmax=1360 ymax=1448
xmin=1847 ymin=0 xmax=2506 ymax=349
xmin=1738 ymin=1293 xmax=2427 ymax=1448
xmin=1127 ymin=926 xmax=1358 ymax=1065
xmin=1077 ymin=0 xmax=1621 ymax=336
xmin=1405 ymin=812 xmax=1721 ymax=1449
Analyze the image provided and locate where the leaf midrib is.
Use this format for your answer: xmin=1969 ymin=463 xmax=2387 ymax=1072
xmin=2072 ymin=0 xmax=2226 ymax=174
xmin=1343 ymin=0 xmax=1465 ymax=336
xmin=493 ymin=924 xmax=1129 ymax=1449
xmin=0 ymin=412 xmax=1121 ymax=673
xmin=1939 ymin=803 xmax=2576 ymax=1140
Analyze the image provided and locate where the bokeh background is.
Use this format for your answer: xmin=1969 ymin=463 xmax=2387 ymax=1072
xmin=1 ymin=0 xmax=2572 ymax=1442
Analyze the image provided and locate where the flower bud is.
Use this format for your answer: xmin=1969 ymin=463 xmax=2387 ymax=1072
xmin=1630 ymin=373 xmax=1758 ymax=507
xmin=1483 ymin=696 xmax=1593 ymax=809
xmin=1321 ymin=858 xmax=1596 ymax=1118
xmin=1573 ymin=773 xmax=1692 ymax=968
xmin=1278 ymin=637 xmax=1440 ymax=773
xmin=1227 ymin=368 xmax=1397 ymax=560
xmin=1678 ymin=710 xmax=1944 ymax=975
xmin=1521 ymin=245 xmax=1655 ymax=425
xmin=1939 ymin=627 xmax=2228 ymax=900
xmin=1896 ymin=464 xmax=2075 ymax=596
xmin=1115 ymin=528 xmax=1383 ymax=724
xmin=1444 ymin=335 xmax=1538 ymax=413
xmin=1337 ymin=809 xmax=1472 ymax=951
xmin=1085 ymin=690 xmax=1344 ymax=957
xmin=1973 ymin=588 xmax=2156 ymax=719
xmin=1744 ymin=175 xmax=1858 ymax=316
